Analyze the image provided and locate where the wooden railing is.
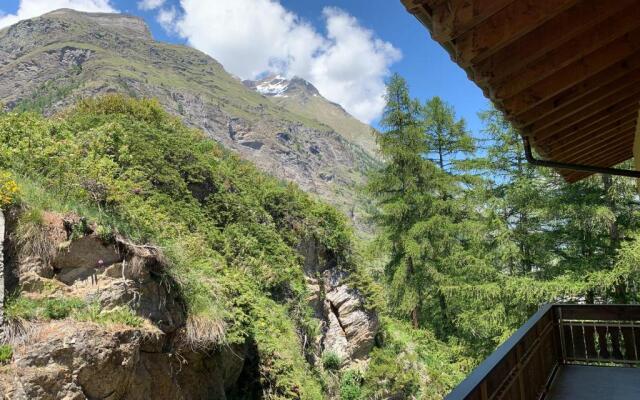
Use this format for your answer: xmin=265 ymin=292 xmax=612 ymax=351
xmin=557 ymin=305 xmax=640 ymax=366
xmin=445 ymin=304 xmax=640 ymax=400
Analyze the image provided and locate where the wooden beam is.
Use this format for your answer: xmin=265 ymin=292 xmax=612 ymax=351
xmin=492 ymin=7 xmax=640 ymax=98
xmin=533 ymin=92 xmax=640 ymax=142
xmin=501 ymin=31 xmax=640 ymax=115
xmin=528 ymin=81 xmax=640 ymax=135
xmin=453 ymin=0 xmax=578 ymax=67
xmin=472 ymin=0 xmax=638 ymax=85
xmin=533 ymin=106 xmax=637 ymax=156
xmin=563 ymin=148 xmax=633 ymax=182
xmin=562 ymin=136 xmax=634 ymax=170
xmin=551 ymin=124 xmax=636 ymax=161
xmin=570 ymin=139 xmax=633 ymax=165
xmin=517 ymin=66 xmax=640 ymax=129
xmin=562 ymin=144 xmax=633 ymax=182
xmin=429 ymin=0 xmax=515 ymax=42
xmin=535 ymin=107 xmax=639 ymax=158
xmin=572 ymin=144 xmax=633 ymax=175
xmin=548 ymin=114 xmax=636 ymax=158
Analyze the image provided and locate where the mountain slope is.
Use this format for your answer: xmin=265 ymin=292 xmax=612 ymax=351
xmin=244 ymin=75 xmax=379 ymax=158
xmin=0 ymin=9 xmax=377 ymax=231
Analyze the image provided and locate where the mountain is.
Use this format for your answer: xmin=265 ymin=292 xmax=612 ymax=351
xmin=244 ymin=75 xmax=379 ymax=158
xmin=0 ymin=9 xmax=377 ymax=231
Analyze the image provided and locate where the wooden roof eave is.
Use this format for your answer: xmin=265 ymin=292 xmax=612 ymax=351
xmin=402 ymin=0 xmax=640 ymax=181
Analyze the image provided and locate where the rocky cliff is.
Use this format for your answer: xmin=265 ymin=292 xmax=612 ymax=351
xmin=0 ymin=97 xmax=380 ymax=399
xmin=0 ymin=208 xmax=378 ymax=399
xmin=0 ymin=9 xmax=378 ymax=232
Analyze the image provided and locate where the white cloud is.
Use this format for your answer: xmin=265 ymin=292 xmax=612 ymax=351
xmin=137 ymin=0 xmax=165 ymax=11
xmin=0 ymin=0 xmax=117 ymax=29
xmin=167 ymin=0 xmax=401 ymax=123
xmin=156 ymin=6 xmax=176 ymax=31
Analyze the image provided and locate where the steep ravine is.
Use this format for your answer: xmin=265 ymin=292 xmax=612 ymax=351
xmin=0 ymin=208 xmax=378 ymax=399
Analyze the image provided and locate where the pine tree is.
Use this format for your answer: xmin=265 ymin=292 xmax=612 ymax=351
xmin=367 ymin=74 xmax=431 ymax=328
xmin=421 ymin=96 xmax=474 ymax=174
xmin=368 ymin=75 xmax=485 ymax=336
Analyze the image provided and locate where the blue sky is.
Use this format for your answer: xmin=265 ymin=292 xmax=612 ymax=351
xmin=0 ymin=0 xmax=490 ymax=134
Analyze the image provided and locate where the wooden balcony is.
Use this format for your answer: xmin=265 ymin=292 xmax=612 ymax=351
xmin=445 ymin=304 xmax=640 ymax=400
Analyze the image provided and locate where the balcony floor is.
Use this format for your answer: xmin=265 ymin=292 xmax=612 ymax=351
xmin=547 ymin=365 xmax=640 ymax=400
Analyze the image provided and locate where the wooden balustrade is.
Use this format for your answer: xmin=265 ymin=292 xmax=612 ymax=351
xmin=557 ymin=305 xmax=640 ymax=366
xmin=445 ymin=304 xmax=640 ymax=400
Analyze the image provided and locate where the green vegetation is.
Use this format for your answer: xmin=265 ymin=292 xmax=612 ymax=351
xmin=0 ymin=345 xmax=12 ymax=364
xmin=339 ymin=370 xmax=363 ymax=400
xmin=361 ymin=318 xmax=470 ymax=398
xmin=5 ymin=72 xmax=635 ymax=399
xmin=4 ymin=295 xmax=142 ymax=327
xmin=0 ymin=170 xmax=19 ymax=207
xmin=12 ymin=79 xmax=80 ymax=114
xmin=0 ymin=95 xmax=375 ymax=398
xmin=367 ymin=73 xmax=640 ymax=372
xmin=322 ymin=351 xmax=342 ymax=371
xmin=74 ymin=303 xmax=144 ymax=328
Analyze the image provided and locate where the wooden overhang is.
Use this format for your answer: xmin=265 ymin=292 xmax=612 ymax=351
xmin=401 ymin=0 xmax=640 ymax=182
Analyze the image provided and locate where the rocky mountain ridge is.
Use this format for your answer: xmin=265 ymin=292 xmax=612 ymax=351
xmin=244 ymin=75 xmax=379 ymax=159
xmin=0 ymin=8 xmax=377 ymax=231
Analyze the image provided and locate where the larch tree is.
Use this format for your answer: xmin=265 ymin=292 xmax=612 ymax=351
xmin=421 ymin=96 xmax=474 ymax=174
xmin=368 ymin=75 xmax=486 ymax=336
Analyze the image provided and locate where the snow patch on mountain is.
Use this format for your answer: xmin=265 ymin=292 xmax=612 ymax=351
xmin=254 ymin=75 xmax=290 ymax=97
xmin=245 ymin=75 xmax=322 ymax=99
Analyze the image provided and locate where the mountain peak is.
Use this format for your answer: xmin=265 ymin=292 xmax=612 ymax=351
xmin=39 ymin=8 xmax=152 ymax=40
xmin=244 ymin=75 xmax=320 ymax=98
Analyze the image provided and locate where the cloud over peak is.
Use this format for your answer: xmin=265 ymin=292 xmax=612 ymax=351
xmin=163 ymin=0 xmax=401 ymax=123
xmin=0 ymin=0 xmax=116 ymax=29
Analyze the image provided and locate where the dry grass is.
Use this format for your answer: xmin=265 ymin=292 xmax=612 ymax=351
xmin=182 ymin=315 xmax=227 ymax=351
xmin=14 ymin=208 xmax=55 ymax=266
xmin=1 ymin=318 xmax=41 ymax=348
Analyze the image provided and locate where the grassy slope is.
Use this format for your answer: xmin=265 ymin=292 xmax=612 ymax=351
xmin=267 ymin=93 xmax=379 ymax=158
xmin=0 ymin=96 xmax=469 ymax=399
xmin=0 ymin=11 xmax=380 ymax=233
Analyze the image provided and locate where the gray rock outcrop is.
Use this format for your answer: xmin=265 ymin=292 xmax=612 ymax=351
xmin=0 ymin=211 xmax=244 ymax=399
xmin=299 ymin=237 xmax=379 ymax=365
xmin=1 ymin=321 xmax=246 ymax=400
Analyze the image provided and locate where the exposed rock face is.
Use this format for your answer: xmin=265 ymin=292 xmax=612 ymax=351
xmin=244 ymin=75 xmax=380 ymax=160
xmin=299 ymin=237 xmax=379 ymax=365
xmin=1 ymin=321 xmax=246 ymax=400
xmin=0 ymin=8 xmax=378 ymax=232
xmin=0 ymin=211 xmax=245 ymax=399
xmin=323 ymin=270 xmax=379 ymax=361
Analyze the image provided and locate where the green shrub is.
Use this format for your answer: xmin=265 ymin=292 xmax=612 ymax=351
xmin=0 ymin=345 xmax=12 ymax=364
xmin=6 ymin=296 xmax=84 ymax=321
xmin=322 ymin=351 xmax=342 ymax=371
xmin=44 ymin=298 xmax=85 ymax=319
xmin=340 ymin=370 xmax=363 ymax=400
xmin=0 ymin=170 xmax=19 ymax=207
xmin=74 ymin=303 xmax=144 ymax=327
xmin=5 ymin=295 xmax=142 ymax=327
xmin=361 ymin=317 xmax=471 ymax=399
